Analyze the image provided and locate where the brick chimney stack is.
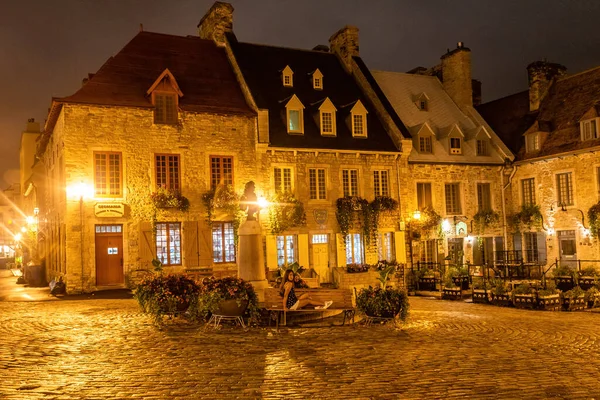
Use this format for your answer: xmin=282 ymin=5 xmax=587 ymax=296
xmin=329 ymin=25 xmax=359 ymax=72
xmin=526 ymin=60 xmax=566 ymax=112
xmin=440 ymin=42 xmax=473 ymax=109
xmin=198 ymin=1 xmax=234 ymax=47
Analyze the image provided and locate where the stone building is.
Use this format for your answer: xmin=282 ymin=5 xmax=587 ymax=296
xmin=479 ymin=61 xmax=600 ymax=269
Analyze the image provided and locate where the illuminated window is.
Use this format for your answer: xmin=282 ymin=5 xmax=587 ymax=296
xmin=212 ymin=222 xmax=235 ymax=263
xmin=417 ymin=183 xmax=432 ymax=210
xmin=377 ymin=232 xmax=395 ymax=261
xmin=155 ymin=222 xmax=181 ymax=266
xmin=309 ymin=168 xmax=326 ymax=200
xmin=345 ymin=233 xmax=364 ymax=264
xmin=277 ymin=235 xmax=297 ymax=266
xmin=556 ymin=172 xmax=574 ymax=206
xmin=94 ymin=152 xmax=122 ymax=197
xmin=155 ymin=154 xmax=180 ymax=191
xmin=274 ymin=167 xmax=293 ymax=193
xmin=210 ymin=156 xmax=233 ymax=189
xmin=154 ymin=93 xmax=177 ymax=124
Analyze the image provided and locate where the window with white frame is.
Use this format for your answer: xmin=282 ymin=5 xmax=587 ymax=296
xmin=274 ymin=167 xmax=293 ymax=194
xmin=526 ymin=133 xmax=540 ymax=152
xmin=521 ymin=178 xmax=536 ymax=206
xmin=420 ymin=239 xmax=438 ymax=263
xmin=581 ymin=119 xmax=598 ymax=141
xmin=377 ymin=232 xmax=395 ymax=261
xmin=417 ymin=182 xmax=432 ymax=210
xmin=276 ymin=235 xmax=297 ymax=266
xmin=373 ymin=170 xmax=390 ymax=197
xmin=285 ymin=95 xmax=304 ymax=134
xmin=342 ymin=169 xmax=359 ymax=197
xmin=309 ymin=168 xmax=326 ymax=200
xmin=155 ymin=222 xmax=181 ymax=266
xmin=288 ymin=110 xmax=302 ymax=132
xmin=556 ymin=172 xmax=574 ymax=206
xmin=476 ymin=139 xmax=489 ymax=156
xmin=350 ymin=101 xmax=368 ymax=138
xmin=312 ymin=69 xmax=323 ymax=90
xmin=282 ymin=65 xmax=293 ymax=87
xmin=419 ymin=136 xmax=432 ymax=153
xmin=345 ymin=233 xmax=364 ymax=264
xmin=319 ymin=98 xmax=337 ymax=136
xmin=449 ymin=137 xmax=462 ymax=155
xmin=476 ymin=183 xmax=492 ymax=212
xmin=212 ymin=222 xmax=236 ymax=263
xmin=445 ymin=183 xmax=461 ymax=215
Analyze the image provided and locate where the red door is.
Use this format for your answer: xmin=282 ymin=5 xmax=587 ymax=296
xmin=95 ymin=225 xmax=124 ymax=286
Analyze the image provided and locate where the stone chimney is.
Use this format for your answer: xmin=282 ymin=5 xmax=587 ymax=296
xmin=329 ymin=25 xmax=359 ymax=72
xmin=198 ymin=1 xmax=234 ymax=46
xmin=440 ymin=42 xmax=472 ymax=108
xmin=526 ymin=60 xmax=567 ymax=112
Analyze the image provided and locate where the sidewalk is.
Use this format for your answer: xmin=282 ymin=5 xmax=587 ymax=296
xmin=0 ymin=269 xmax=133 ymax=301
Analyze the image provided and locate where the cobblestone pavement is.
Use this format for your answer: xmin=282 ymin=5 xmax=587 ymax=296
xmin=1 ymin=297 xmax=599 ymax=400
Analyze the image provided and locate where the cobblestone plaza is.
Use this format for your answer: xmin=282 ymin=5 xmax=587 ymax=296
xmin=1 ymin=296 xmax=599 ymax=399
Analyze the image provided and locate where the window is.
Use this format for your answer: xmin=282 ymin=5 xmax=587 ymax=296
xmin=313 ymin=69 xmax=323 ymax=90
xmin=309 ymin=168 xmax=326 ymax=200
xmin=420 ymin=239 xmax=438 ymax=263
xmin=94 ymin=152 xmax=122 ymax=197
xmin=476 ymin=183 xmax=492 ymax=212
xmin=419 ymin=100 xmax=428 ymax=111
xmin=312 ymin=234 xmax=328 ymax=244
xmin=445 ymin=183 xmax=461 ymax=215
xmin=155 ymin=222 xmax=181 ymax=266
xmin=321 ymin=112 xmax=334 ymax=135
xmin=314 ymin=78 xmax=321 ymax=89
xmin=210 ymin=156 xmax=233 ymax=189
xmin=345 ymin=233 xmax=364 ymax=264
xmin=524 ymin=232 xmax=539 ymax=263
xmin=419 ymin=136 xmax=432 ymax=153
xmin=277 ymin=235 xmax=297 ymax=266
xmin=288 ymin=110 xmax=302 ymax=132
xmin=526 ymin=133 xmax=540 ymax=152
xmin=417 ymin=183 xmax=432 ymax=210
xmin=581 ymin=119 xmax=598 ymax=141
xmin=282 ymin=66 xmax=293 ymax=87
xmin=284 ymin=75 xmax=291 ymax=86
xmin=274 ymin=167 xmax=292 ymax=193
xmin=373 ymin=170 xmax=390 ymax=197
xmin=154 ymin=93 xmax=177 ymax=124
xmin=476 ymin=139 xmax=489 ymax=156
xmin=556 ymin=172 xmax=574 ymax=206
xmin=353 ymin=114 xmax=365 ymax=137
xmin=377 ymin=232 xmax=395 ymax=261
xmin=521 ymin=178 xmax=536 ymax=206
xmin=212 ymin=222 xmax=235 ymax=263
xmin=285 ymin=95 xmax=304 ymax=134
xmin=342 ymin=169 xmax=359 ymax=197
xmin=155 ymin=154 xmax=180 ymax=191
xmin=450 ymin=137 xmax=462 ymax=154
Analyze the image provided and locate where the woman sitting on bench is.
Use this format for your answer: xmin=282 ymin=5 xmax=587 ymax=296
xmin=280 ymin=269 xmax=333 ymax=311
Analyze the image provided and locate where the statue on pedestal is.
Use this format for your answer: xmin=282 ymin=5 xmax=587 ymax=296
xmin=240 ymin=181 xmax=259 ymax=221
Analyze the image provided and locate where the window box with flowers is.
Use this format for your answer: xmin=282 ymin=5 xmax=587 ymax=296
xmin=151 ymin=187 xmax=190 ymax=212
xmin=346 ymin=263 xmax=370 ymax=273
xmin=509 ymin=204 xmax=542 ymax=232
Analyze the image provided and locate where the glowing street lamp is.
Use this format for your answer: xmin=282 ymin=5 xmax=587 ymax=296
xmin=14 ymin=233 xmax=22 ymax=242
xmin=257 ymin=196 xmax=269 ymax=209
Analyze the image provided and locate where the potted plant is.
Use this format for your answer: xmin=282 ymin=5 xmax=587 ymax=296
xmin=471 ymin=278 xmax=489 ymax=304
xmin=134 ymin=274 xmax=200 ymax=324
xmin=189 ymin=276 xmax=260 ymax=324
xmin=346 ymin=263 xmax=370 ymax=273
xmin=450 ymin=266 xmax=470 ymax=290
xmin=356 ymin=285 xmax=410 ymax=320
xmin=562 ymin=286 xmax=586 ymax=311
xmin=512 ymin=283 xmax=537 ymax=309
xmin=553 ymin=265 xmax=576 ymax=292
xmin=578 ymin=267 xmax=598 ymax=290
xmin=490 ymin=278 xmax=512 ymax=307
xmin=441 ymin=276 xmax=462 ymax=300
xmin=150 ymin=187 xmax=190 ymax=212
xmin=417 ymin=266 xmax=437 ymax=291
xmin=585 ymin=286 xmax=600 ymax=308
xmin=537 ymin=285 xmax=561 ymax=311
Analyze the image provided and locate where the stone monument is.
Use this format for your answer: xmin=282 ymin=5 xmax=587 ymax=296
xmin=237 ymin=181 xmax=269 ymax=300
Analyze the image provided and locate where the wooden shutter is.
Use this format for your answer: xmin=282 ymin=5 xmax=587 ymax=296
xmin=394 ymin=231 xmax=406 ymax=263
xmin=139 ymin=221 xmax=155 ymax=269
xmin=266 ymin=235 xmax=278 ymax=269
xmin=183 ymin=221 xmax=200 ymax=268
xmin=335 ymin=234 xmax=346 ymax=267
xmin=536 ymin=232 xmax=547 ymax=265
xmin=198 ymin=220 xmax=213 ymax=267
xmin=298 ymin=234 xmax=309 ymax=268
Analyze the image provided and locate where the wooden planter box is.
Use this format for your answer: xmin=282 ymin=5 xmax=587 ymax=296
xmin=419 ymin=277 xmax=437 ymax=291
xmin=513 ymin=294 xmax=537 ymax=309
xmin=587 ymin=293 xmax=600 ymax=308
xmin=579 ymin=276 xmax=596 ymax=290
xmin=563 ymin=296 xmax=586 ymax=311
xmin=537 ymin=294 xmax=561 ymax=311
xmin=490 ymin=293 xmax=512 ymax=307
xmin=442 ymin=287 xmax=462 ymax=300
xmin=472 ymin=289 xmax=489 ymax=304
xmin=452 ymin=276 xmax=470 ymax=290
xmin=554 ymin=276 xmax=575 ymax=292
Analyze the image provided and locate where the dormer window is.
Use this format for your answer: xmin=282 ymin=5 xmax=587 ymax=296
xmin=525 ymin=133 xmax=540 ymax=153
xmin=419 ymin=136 xmax=432 ymax=153
xmin=419 ymin=100 xmax=428 ymax=111
xmin=581 ymin=118 xmax=598 ymax=141
xmin=318 ymin=98 xmax=337 ymax=136
xmin=282 ymin=65 xmax=294 ymax=87
xmin=450 ymin=138 xmax=462 ymax=154
xmin=350 ymin=100 xmax=368 ymax=138
xmin=146 ymin=68 xmax=183 ymax=125
xmin=475 ymin=127 xmax=492 ymax=156
xmin=415 ymin=93 xmax=429 ymax=111
xmin=285 ymin=94 xmax=304 ymax=134
xmin=312 ymin=69 xmax=323 ymax=90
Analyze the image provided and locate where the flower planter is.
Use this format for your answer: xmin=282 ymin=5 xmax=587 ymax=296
xmin=215 ymin=299 xmax=249 ymax=317
xmin=587 ymin=294 xmax=600 ymax=309
xmin=554 ymin=276 xmax=575 ymax=292
xmin=537 ymin=294 xmax=561 ymax=311
xmin=442 ymin=288 xmax=462 ymax=300
xmin=578 ymin=276 xmax=596 ymax=290
xmin=472 ymin=289 xmax=489 ymax=304
xmin=563 ymin=296 xmax=586 ymax=311
xmin=513 ymin=294 xmax=536 ymax=309
xmin=419 ymin=277 xmax=437 ymax=291
xmin=452 ymin=276 xmax=470 ymax=290
xmin=490 ymin=293 xmax=512 ymax=307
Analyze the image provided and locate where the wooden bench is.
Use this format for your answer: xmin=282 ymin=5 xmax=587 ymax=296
xmin=263 ymin=287 xmax=355 ymax=329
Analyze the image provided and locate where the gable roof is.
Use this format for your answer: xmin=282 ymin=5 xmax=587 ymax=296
xmin=228 ymin=35 xmax=399 ymax=152
xmin=58 ymin=31 xmax=253 ymax=116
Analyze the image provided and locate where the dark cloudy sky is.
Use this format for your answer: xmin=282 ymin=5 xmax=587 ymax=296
xmin=1 ymin=0 xmax=600 ymax=188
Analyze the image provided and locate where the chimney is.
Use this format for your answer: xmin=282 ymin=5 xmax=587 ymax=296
xmin=526 ymin=60 xmax=566 ymax=112
xmin=329 ymin=25 xmax=359 ymax=72
xmin=197 ymin=1 xmax=234 ymax=47
xmin=472 ymin=79 xmax=482 ymax=107
xmin=440 ymin=42 xmax=472 ymax=108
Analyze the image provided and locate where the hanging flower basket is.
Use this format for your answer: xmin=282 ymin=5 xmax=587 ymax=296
xmin=151 ymin=187 xmax=190 ymax=212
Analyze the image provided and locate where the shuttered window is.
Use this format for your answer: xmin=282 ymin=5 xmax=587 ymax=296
xmin=276 ymin=235 xmax=297 ymax=266
xmin=212 ymin=222 xmax=235 ymax=263
xmin=345 ymin=233 xmax=364 ymax=264
xmin=155 ymin=222 xmax=181 ymax=266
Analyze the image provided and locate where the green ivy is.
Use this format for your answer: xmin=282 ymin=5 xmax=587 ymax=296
xmin=473 ymin=209 xmax=500 ymax=234
xmin=267 ymin=192 xmax=306 ymax=234
xmin=335 ymin=196 xmax=398 ymax=247
xmin=150 ymin=187 xmax=190 ymax=212
xmin=201 ymin=185 xmax=245 ymax=245
xmin=509 ymin=204 xmax=542 ymax=233
xmin=588 ymin=202 xmax=600 ymax=238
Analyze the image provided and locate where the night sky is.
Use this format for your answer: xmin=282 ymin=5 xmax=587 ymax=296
xmin=1 ymin=0 xmax=600 ymax=188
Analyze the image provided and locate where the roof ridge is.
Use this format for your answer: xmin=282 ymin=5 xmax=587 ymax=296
xmin=557 ymin=64 xmax=600 ymax=82
xmin=237 ymin=40 xmax=336 ymax=56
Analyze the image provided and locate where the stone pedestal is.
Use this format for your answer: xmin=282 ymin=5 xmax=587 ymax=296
xmin=237 ymin=220 xmax=269 ymax=301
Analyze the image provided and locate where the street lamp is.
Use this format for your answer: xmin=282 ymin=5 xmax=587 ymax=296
xmin=67 ymin=182 xmax=93 ymax=293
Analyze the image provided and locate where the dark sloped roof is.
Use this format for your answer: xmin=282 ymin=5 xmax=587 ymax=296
xmin=59 ymin=31 xmax=253 ymax=115
xmin=228 ymin=35 xmax=399 ymax=152
xmin=478 ymin=66 xmax=600 ymax=160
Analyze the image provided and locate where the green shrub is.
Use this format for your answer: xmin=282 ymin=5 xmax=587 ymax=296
xmin=553 ymin=265 xmax=575 ymax=278
xmin=580 ymin=267 xmax=599 ymax=277
xmin=356 ymin=286 xmax=409 ymax=321
xmin=512 ymin=283 xmax=535 ymax=295
xmin=135 ymin=274 xmax=200 ymax=324
xmin=490 ymin=278 xmax=509 ymax=296
xmin=564 ymin=286 xmax=585 ymax=299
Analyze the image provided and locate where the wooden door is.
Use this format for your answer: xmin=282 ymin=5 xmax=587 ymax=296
xmin=311 ymin=234 xmax=329 ymax=283
xmin=95 ymin=225 xmax=124 ymax=286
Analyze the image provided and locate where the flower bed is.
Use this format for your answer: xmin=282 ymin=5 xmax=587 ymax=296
xmin=190 ymin=276 xmax=260 ymax=323
xmin=134 ymin=274 xmax=200 ymax=324
xmin=346 ymin=263 xmax=371 ymax=273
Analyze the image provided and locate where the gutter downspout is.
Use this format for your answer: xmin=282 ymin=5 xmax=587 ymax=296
xmin=501 ymin=162 xmax=517 ymax=246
